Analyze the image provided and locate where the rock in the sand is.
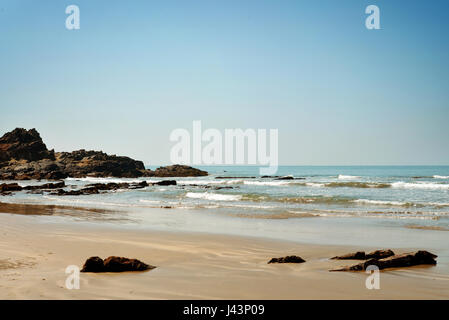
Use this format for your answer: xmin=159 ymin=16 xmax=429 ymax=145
xmin=81 ymin=256 xmax=105 ymax=272
xmin=331 ymin=251 xmax=366 ymax=260
xmin=331 ymin=249 xmax=394 ymax=260
xmin=330 ymin=250 xmax=437 ymax=271
xmin=81 ymin=256 xmax=155 ymax=273
xmin=268 ymin=255 xmax=306 ymax=264
xmin=366 ymin=249 xmax=395 ymax=259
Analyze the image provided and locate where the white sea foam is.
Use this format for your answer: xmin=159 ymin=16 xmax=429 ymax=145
xmin=391 ymin=181 xmax=449 ymax=190
xmin=186 ymin=192 xmax=242 ymax=201
xmin=353 ymin=199 xmax=408 ymax=206
xmin=178 ymin=180 xmax=222 ymax=185
xmin=139 ymin=200 xmax=162 ymax=204
xmin=243 ymin=180 xmax=290 ymax=186
xmin=338 ymin=175 xmax=361 ymax=180
xmin=305 ymin=182 xmax=325 ymax=188
xmin=433 ymin=175 xmax=449 ymax=179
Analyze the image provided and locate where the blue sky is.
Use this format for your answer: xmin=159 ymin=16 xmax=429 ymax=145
xmin=1 ymin=0 xmax=448 ymax=165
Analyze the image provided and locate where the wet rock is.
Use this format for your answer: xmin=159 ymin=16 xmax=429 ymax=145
xmin=0 ymin=183 xmax=23 ymax=194
xmin=275 ymin=176 xmax=294 ymax=180
xmin=152 ymin=180 xmax=177 ymax=186
xmin=23 ymin=181 xmax=65 ymax=190
xmin=50 ymin=181 xmax=149 ymax=196
xmin=366 ymin=249 xmax=395 ymax=259
xmin=331 ymin=249 xmax=395 ymax=260
xmin=331 ymin=251 xmax=366 ymax=260
xmin=145 ymin=165 xmax=207 ymax=177
xmin=214 ymin=186 xmax=234 ymax=190
xmin=268 ymin=255 xmax=306 ymax=264
xmin=81 ymin=256 xmax=155 ymax=273
xmin=330 ymin=250 xmax=437 ymax=271
xmin=50 ymin=189 xmax=83 ymax=196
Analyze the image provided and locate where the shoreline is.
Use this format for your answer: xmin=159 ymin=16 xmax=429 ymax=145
xmin=0 ymin=210 xmax=448 ymax=299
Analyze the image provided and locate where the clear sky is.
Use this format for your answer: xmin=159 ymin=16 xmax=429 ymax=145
xmin=1 ymin=0 xmax=448 ymax=165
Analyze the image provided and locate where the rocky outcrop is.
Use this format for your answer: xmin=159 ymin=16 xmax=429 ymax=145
xmin=146 ymin=165 xmax=208 ymax=177
xmin=268 ymin=256 xmax=306 ymax=264
xmin=1 ymin=181 xmax=65 ymax=195
xmin=81 ymin=256 xmax=155 ymax=272
xmin=275 ymin=176 xmax=294 ymax=180
xmin=0 ymin=128 xmax=208 ymax=180
xmin=153 ymin=180 xmax=177 ymax=186
xmin=50 ymin=181 xmax=148 ymax=196
xmin=2 ymin=180 xmax=177 ymax=196
xmin=0 ymin=183 xmax=23 ymax=195
xmin=55 ymin=150 xmax=145 ymax=178
xmin=330 ymin=250 xmax=437 ymax=271
xmin=331 ymin=249 xmax=394 ymax=260
xmin=0 ymin=128 xmax=55 ymax=164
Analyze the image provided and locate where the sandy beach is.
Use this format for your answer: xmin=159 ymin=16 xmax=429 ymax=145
xmin=1 ymin=207 xmax=448 ymax=300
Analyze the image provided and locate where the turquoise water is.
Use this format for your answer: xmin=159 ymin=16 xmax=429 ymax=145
xmin=4 ymin=166 xmax=449 ymax=225
xmin=2 ymin=166 xmax=449 ymax=262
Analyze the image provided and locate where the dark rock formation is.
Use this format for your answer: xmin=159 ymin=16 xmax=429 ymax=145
xmin=49 ymin=181 xmax=149 ymax=196
xmin=331 ymin=251 xmax=366 ymax=260
xmin=152 ymin=180 xmax=177 ymax=186
xmin=331 ymin=249 xmax=394 ymax=260
xmin=261 ymin=176 xmax=304 ymax=180
xmin=275 ymin=176 xmax=294 ymax=180
xmin=1 ymin=181 xmax=66 ymax=195
xmin=80 ymin=256 xmax=105 ymax=272
xmin=0 ymin=128 xmax=208 ymax=180
xmin=81 ymin=256 xmax=155 ymax=273
xmin=146 ymin=165 xmax=207 ymax=177
xmin=366 ymin=249 xmax=395 ymax=259
xmin=55 ymin=150 xmax=145 ymax=178
xmin=23 ymin=181 xmax=65 ymax=190
xmin=0 ymin=183 xmax=22 ymax=195
xmin=0 ymin=128 xmax=55 ymax=163
xmin=330 ymin=250 xmax=437 ymax=271
xmin=268 ymin=255 xmax=306 ymax=264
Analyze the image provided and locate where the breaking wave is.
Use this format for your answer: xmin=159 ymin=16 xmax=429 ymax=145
xmin=391 ymin=182 xmax=449 ymax=190
xmin=323 ymin=182 xmax=391 ymax=188
xmin=338 ymin=175 xmax=361 ymax=180
xmin=185 ymin=192 xmax=242 ymax=201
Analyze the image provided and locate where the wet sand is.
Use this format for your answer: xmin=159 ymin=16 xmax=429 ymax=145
xmin=0 ymin=210 xmax=448 ymax=299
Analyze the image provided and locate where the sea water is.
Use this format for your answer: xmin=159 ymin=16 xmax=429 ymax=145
xmin=2 ymin=166 xmax=449 ymax=252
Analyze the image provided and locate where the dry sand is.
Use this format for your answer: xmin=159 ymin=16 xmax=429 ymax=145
xmin=0 ymin=209 xmax=448 ymax=299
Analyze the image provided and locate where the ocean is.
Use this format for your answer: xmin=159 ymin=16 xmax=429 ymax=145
xmin=2 ymin=165 xmax=449 ymax=249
